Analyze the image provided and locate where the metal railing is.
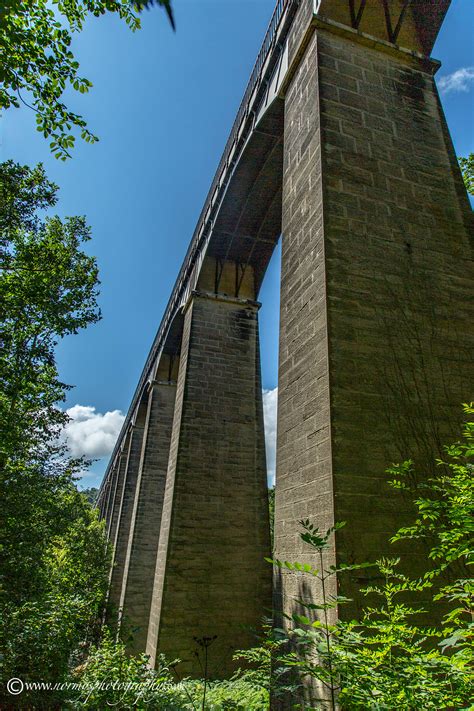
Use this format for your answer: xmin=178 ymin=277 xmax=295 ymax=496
xmin=100 ymin=0 xmax=300 ymax=493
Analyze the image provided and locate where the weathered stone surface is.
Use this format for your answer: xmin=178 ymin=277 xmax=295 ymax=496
xmin=108 ymin=447 xmax=130 ymax=548
xmin=276 ymin=30 xmax=338 ymax=631
xmin=276 ymin=19 xmax=474 ymax=632
xmin=146 ymin=292 xmax=271 ymax=677
xmin=104 ymin=465 xmax=118 ymax=538
xmin=118 ymin=372 xmax=177 ymax=654
xmin=107 ymin=422 xmax=145 ymax=623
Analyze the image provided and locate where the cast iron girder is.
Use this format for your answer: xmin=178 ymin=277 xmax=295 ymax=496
xmin=348 ymin=0 xmax=367 ymax=29
xmin=347 ymin=0 xmax=413 ymax=45
xmin=381 ymin=0 xmax=413 ymax=45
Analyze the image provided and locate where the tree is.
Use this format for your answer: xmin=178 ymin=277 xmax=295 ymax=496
xmin=0 ymin=160 xmax=101 ymax=463
xmin=459 ymin=154 xmax=474 ymax=196
xmin=81 ymin=486 xmax=99 ymax=505
xmin=0 ymin=0 xmax=174 ymax=160
xmin=133 ymin=0 xmax=174 ymax=28
xmin=0 ymin=161 xmax=110 ymax=707
xmin=1 ymin=474 xmax=111 ymax=708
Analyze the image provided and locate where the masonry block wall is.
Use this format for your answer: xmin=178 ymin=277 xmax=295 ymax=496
xmin=102 ymin=469 xmax=115 ymax=533
xmin=275 ymin=17 xmax=474 ymax=627
xmin=108 ymin=447 xmax=129 ymax=548
xmin=276 ymin=29 xmax=337 ymax=620
xmin=146 ymin=292 xmax=271 ymax=677
xmin=118 ymin=370 xmax=177 ymax=653
xmin=107 ymin=422 xmax=145 ymax=622
xmin=319 ymin=28 xmax=473 ymax=611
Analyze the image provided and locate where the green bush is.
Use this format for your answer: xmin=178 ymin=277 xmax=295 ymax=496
xmin=0 ymin=477 xmax=110 ymax=708
xmin=70 ymin=631 xmax=270 ymax=710
xmin=270 ymin=404 xmax=473 ymax=709
xmin=68 ymin=630 xmax=187 ymax=709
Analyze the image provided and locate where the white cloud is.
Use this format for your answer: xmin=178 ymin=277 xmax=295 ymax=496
xmin=63 ymin=404 xmax=125 ymax=459
xmin=64 ymin=394 xmax=278 ymax=483
xmin=263 ymin=387 xmax=278 ymax=486
xmin=438 ymin=66 xmax=474 ymax=94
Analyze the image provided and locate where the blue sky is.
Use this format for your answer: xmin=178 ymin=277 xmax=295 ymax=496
xmin=3 ymin=0 xmax=473 ymax=488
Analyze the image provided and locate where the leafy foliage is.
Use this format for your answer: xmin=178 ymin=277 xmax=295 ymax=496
xmin=267 ymin=407 xmax=473 ymax=709
xmin=389 ymin=403 xmax=473 ymax=673
xmin=283 ymin=557 xmax=470 ymax=709
xmin=188 ymin=677 xmax=269 ymax=710
xmin=0 ymin=0 xmax=174 ymax=159
xmin=71 ymin=630 xmax=271 ymax=710
xmin=271 ymin=521 xmax=372 ymax=708
xmin=459 ymin=153 xmax=474 ymax=195
xmin=80 ymin=486 xmax=99 ymax=504
xmin=0 ymin=160 xmax=100 ymax=462
xmin=133 ymin=0 xmax=175 ymax=29
xmin=70 ymin=630 xmax=187 ymax=709
xmin=229 ymin=621 xmax=287 ymax=706
xmin=0 ymin=161 xmax=110 ymax=708
xmin=1 ymin=474 xmax=110 ymax=707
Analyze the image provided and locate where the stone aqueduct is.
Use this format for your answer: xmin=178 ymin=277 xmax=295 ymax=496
xmin=97 ymin=0 xmax=473 ymax=678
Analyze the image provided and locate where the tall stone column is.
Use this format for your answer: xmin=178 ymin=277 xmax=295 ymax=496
xmin=103 ymin=465 xmax=118 ymax=535
xmin=276 ymin=0 xmax=474 ymax=634
xmin=146 ymin=291 xmax=271 ymax=677
xmin=102 ymin=477 xmax=113 ymax=522
xmin=97 ymin=481 xmax=107 ymax=521
xmin=107 ymin=421 xmax=145 ymax=622
xmin=118 ymin=359 xmax=177 ymax=654
xmin=108 ymin=446 xmax=129 ymax=546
